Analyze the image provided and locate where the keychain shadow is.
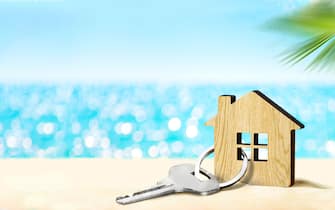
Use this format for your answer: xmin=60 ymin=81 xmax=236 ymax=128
xmin=293 ymin=179 xmax=330 ymax=189
xmin=242 ymin=163 xmax=330 ymax=189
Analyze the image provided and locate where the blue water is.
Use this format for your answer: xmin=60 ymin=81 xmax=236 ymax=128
xmin=0 ymin=84 xmax=334 ymax=158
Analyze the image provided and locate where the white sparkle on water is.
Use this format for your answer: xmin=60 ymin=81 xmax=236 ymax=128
xmin=100 ymin=137 xmax=110 ymax=149
xmin=120 ymin=122 xmax=133 ymax=135
xmin=148 ymin=145 xmax=159 ymax=157
xmin=171 ymin=141 xmax=184 ymax=153
xmin=101 ymin=149 xmax=112 ymax=158
xmin=132 ymin=107 xmax=147 ymax=122
xmin=185 ymin=125 xmax=198 ymax=138
xmin=6 ymin=136 xmax=19 ymax=148
xmin=37 ymin=122 xmax=55 ymax=135
xmin=191 ymin=106 xmax=203 ymax=119
xmin=325 ymin=140 xmax=335 ymax=157
xmin=147 ymin=129 xmax=166 ymax=141
xmin=43 ymin=122 xmax=55 ymax=135
xmin=114 ymin=150 xmax=124 ymax=159
xmin=131 ymin=148 xmax=143 ymax=159
xmin=73 ymin=144 xmax=83 ymax=155
xmin=22 ymin=137 xmax=32 ymax=150
xmin=168 ymin=117 xmax=181 ymax=131
xmin=84 ymin=135 xmax=97 ymax=148
xmin=158 ymin=141 xmax=170 ymax=157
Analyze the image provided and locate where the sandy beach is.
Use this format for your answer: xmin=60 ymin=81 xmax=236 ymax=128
xmin=0 ymin=159 xmax=333 ymax=210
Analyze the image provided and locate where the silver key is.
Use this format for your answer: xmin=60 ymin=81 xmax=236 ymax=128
xmin=116 ymin=163 xmax=220 ymax=205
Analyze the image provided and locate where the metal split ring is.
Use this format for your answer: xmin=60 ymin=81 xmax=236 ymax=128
xmin=194 ymin=146 xmax=249 ymax=188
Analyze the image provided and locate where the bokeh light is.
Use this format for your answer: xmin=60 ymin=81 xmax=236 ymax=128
xmin=0 ymin=84 xmax=333 ymax=158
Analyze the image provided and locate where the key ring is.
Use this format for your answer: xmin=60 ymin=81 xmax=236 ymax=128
xmin=194 ymin=146 xmax=248 ymax=188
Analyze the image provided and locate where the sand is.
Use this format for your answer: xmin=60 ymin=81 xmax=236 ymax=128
xmin=0 ymin=159 xmax=333 ymax=210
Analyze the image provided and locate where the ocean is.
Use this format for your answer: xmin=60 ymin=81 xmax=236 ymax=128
xmin=0 ymin=83 xmax=334 ymax=158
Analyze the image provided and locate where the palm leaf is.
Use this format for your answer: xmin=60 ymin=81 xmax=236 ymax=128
xmin=307 ymin=37 xmax=335 ymax=71
xmin=267 ymin=1 xmax=335 ymax=35
xmin=265 ymin=1 xmax=335 ymax=71
xmin=281 ymin=33 xmax=334 ymax=66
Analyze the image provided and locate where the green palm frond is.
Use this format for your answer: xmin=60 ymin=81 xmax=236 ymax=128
xmin=268 ymin=1 xmax=335 ymax=35
xmin=281 ymin=33 xmax=335 ymax=65
xmin=266 ymin=1 xmax=335 ymax=71
xmin=307 ymin=36 xmax=335 ymax=71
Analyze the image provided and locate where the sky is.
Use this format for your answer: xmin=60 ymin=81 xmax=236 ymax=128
xmin=1 ymin=0 xmax=333 ymax=83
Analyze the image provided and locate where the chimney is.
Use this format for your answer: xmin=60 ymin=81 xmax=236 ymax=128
xmin=218 ymin=95 xmax=236 ymax=108
xmin=205 ymin=95 xmax=236 ymax=127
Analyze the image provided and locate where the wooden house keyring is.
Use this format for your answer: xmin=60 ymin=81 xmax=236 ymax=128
xmin=205 ymin=90 xmax=304 ymax=187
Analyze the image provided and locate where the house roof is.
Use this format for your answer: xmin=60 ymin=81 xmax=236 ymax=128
xmin=252 ymin=90 xmax=304 ymax=129
xmin=206 ymin=90 xmax=305 ymax=129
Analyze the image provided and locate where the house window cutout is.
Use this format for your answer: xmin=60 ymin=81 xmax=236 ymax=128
xmin=237 ymin=132 xmax=269 ymax=161
xmin=237 ymin=132 xmax=251 ymax=145
xmin=254 ymin=133 xmax=268 ymax=145
xmin=237 ymin=147 xmax=251 ymax=160
xmin=254 ymin=148 xmax=268 ymax=161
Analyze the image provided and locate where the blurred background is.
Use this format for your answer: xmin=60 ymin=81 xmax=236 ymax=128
xmin=0 ymin=0 xmax=334 ymax=158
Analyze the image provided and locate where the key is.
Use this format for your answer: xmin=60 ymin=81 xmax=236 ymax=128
xmin=116 ymin=163 xmax=220 ymax=205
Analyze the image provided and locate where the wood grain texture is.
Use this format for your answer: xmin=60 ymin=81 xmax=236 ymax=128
xmin=206 ymin=91 xmax=304 ymax=187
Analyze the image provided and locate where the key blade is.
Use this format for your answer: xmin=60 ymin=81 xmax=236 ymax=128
xmin=116 ymin=184 xmax=175 ymax=205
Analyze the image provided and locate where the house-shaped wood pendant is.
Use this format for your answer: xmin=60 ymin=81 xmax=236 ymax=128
xmin=205 ymin=90 xmax=304 ymax=187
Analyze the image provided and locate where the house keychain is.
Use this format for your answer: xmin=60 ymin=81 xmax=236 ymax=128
xmin=116 ymin=90 xmax=304 ymax=204
xmin=205 ymin=90 xmax=304 ymax=187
